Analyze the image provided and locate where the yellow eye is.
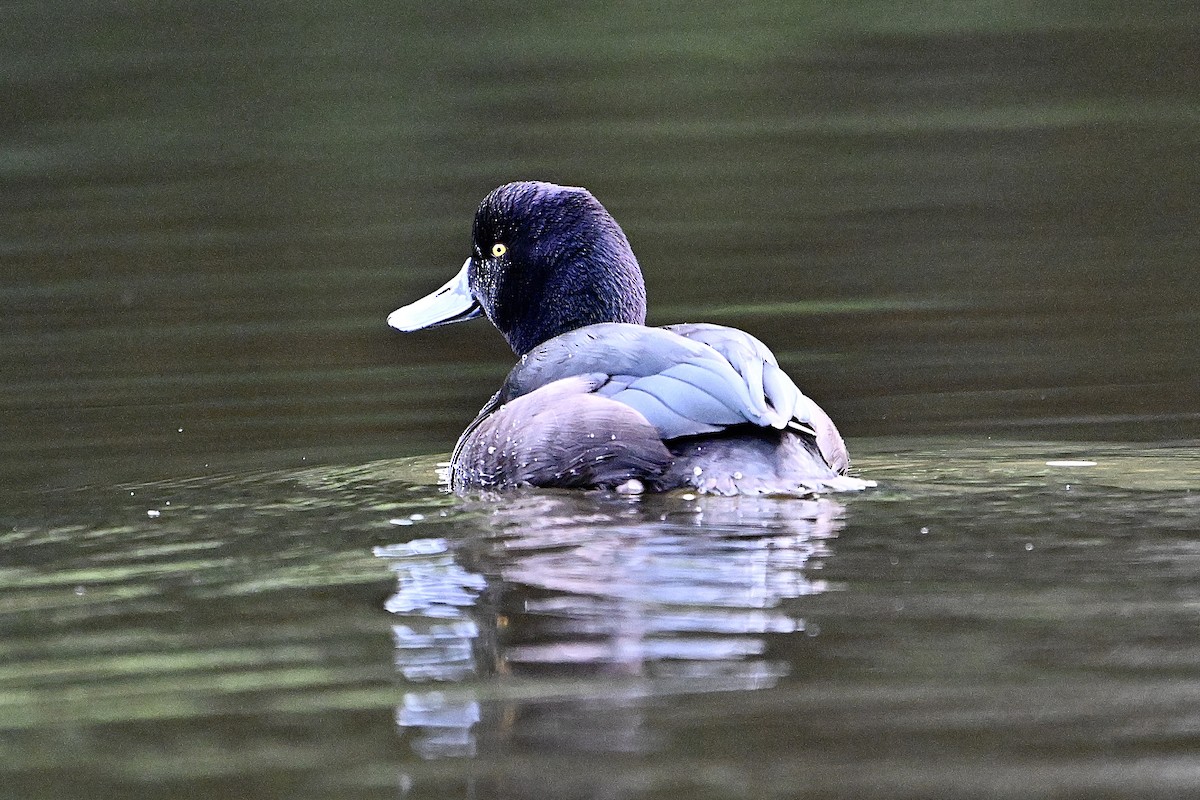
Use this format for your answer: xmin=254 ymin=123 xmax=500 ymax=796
xmin=490 ymin=242 xmax=507 ymax=258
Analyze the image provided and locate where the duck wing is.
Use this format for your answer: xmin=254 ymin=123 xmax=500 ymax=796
xmin=494 ymin=322 xmax=849 ymax=473
xmin=497 ymin=323 xmax=753 ymax=435
xmin=665 ymin=323 xmax=849 ymax=473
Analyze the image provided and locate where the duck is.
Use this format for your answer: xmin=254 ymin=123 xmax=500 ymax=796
xmin=388 ymin=181 xmax=871 ymax=495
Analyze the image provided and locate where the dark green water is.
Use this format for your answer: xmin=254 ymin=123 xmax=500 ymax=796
xmin=4 ymin=2 xmax=1199 ymax=798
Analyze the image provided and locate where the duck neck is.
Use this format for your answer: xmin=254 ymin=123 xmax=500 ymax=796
xmin=501 ymin=252 xmax=647 ymax=356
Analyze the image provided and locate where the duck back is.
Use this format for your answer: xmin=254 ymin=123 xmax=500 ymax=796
xmin=447 ymin=324 xmax=867 ymax=494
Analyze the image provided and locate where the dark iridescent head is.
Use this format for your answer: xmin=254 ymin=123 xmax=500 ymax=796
xmin=388 ymin=181 xmax=646 ymax=355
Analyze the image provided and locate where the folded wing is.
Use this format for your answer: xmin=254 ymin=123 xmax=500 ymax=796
xmin=494 ymin=321 xmax=849 ymax=473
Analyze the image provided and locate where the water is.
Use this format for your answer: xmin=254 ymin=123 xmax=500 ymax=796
xmin=3 ymin=2 xmax=1199 ymax=798
xmin=5 ymin=444 xmax=1200 ymax=797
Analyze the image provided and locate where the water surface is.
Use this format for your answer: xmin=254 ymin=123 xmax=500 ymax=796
xmin=4 ymin=441 xmax=1200 ymax=798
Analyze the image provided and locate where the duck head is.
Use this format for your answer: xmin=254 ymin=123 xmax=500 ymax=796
xmin=388 ymin=181 xmax=647 ymax=355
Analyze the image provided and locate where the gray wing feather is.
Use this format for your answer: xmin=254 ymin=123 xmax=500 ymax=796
xmin=610 ymin=370 xmax=745 ymax=434
xmin=656 ymin=362 xmax=757 ymax=419
xmin=502 ymin=324 xmax=704 ymax=401
xmin=666 ymin=323 xmax=795 ymax=427
xmin=609 ymin=386 xmax=726 ymax=440
xmin=664 ymin=323 xmax=779 ymax=366
xmin=594 ymin=371 xmax=739 ymax=436
xmin=667 ymin=322 xmax=851 ymax=472
xmin=496 ymin=322 xmax=850 ymax=471
xmin=762 ymin=361 xmax=804 ymax=426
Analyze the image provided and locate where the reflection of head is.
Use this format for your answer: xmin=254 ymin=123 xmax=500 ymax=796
xmin=376 ymin=538 xmax=486 ymax=759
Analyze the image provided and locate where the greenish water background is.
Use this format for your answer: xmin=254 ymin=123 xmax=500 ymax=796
xmin=3 ymin=2 xmax=1199 ymax=798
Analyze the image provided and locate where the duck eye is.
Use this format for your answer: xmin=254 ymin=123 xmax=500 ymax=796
xmin=490 ymin=242 xmax=507 ymax=258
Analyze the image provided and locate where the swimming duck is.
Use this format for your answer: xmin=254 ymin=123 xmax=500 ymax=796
xmin=388 ymin=181 xmax=869 ymax=495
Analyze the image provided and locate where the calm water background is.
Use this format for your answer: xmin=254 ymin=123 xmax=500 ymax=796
xmin=3 ymin=2 xmax=1199 ymax=798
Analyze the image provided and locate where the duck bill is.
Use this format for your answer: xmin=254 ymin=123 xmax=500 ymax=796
xmin=387 ymin=258 xmax=483 ymax=331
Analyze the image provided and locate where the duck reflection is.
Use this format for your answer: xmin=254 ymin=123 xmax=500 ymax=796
xmin=374 ymin=491 xmax=845 ymax=761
